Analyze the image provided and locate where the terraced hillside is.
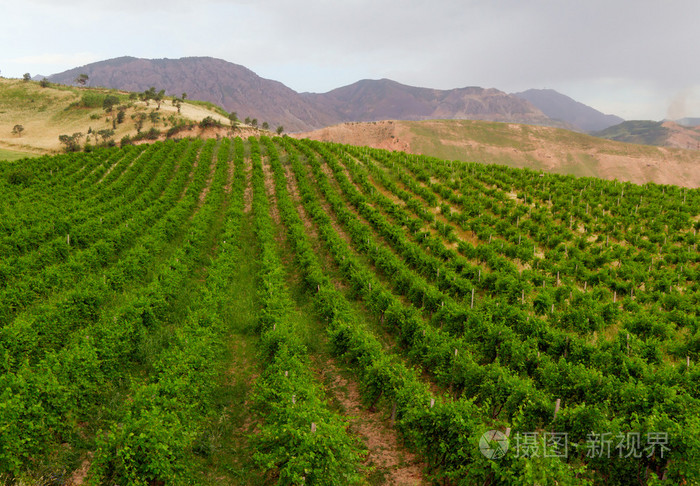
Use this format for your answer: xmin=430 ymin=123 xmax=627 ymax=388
xmin=1 ymin=138 xmax=699 ymax=485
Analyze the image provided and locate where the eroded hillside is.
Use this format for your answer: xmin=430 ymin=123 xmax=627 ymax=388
xmin=295 ymin=119 xmax=700 ymax=187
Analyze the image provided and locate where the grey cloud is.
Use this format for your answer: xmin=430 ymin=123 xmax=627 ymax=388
xmin=6 ymin=0 xmax=700 ymax=119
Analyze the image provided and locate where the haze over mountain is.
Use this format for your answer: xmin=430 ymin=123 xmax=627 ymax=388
xmin=514 ymin=88 xmax=624 ymax=132
xmin=677 ymin=117 xmax=700 ymax=127
xmin=49 ymin=56 xmax=604 ymax=133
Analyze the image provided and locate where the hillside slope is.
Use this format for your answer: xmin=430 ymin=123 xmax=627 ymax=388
xmin=594 ymin=120 xmax=700 ymax=150
xmin=2 ymin=137 xmax=699 ymax=484
xmin=295 ymin=119 xmax=700 ymax=187
xmin=0 ymin=78 xmax=245 ymax=155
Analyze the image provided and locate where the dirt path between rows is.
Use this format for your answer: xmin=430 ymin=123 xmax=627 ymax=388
xmin=313 ymin=356 xmax=425 ymax=485
xmin=262 ymin=142 xmax=428 ymax=484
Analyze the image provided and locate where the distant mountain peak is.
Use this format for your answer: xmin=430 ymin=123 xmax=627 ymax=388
xmin=514 ymin=88 xmax=624 ymax=132
xmin=47 ymin=56 xmax=619 ymax=133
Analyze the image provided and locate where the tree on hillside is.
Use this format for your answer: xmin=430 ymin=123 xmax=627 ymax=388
xmin=228 ymin=111 xmax=238 ymax=127
xmin=181 ymin=92 xmax=187 ymax=100
xmin=116 ymin=106 xmax=126 ymax=124
xmin=58 ymin=132 xmax=83 ymax=152
xmin=262 ymin=121 xmax=269 ymax=130
xmin=149 ymin=111 xmax=160 ymax=125
xmin=39 ymin=78 xmax=49 ymax=88
xmin=244 ymin=117 xmax=251 ymax=125
xmin=96 ymin=129 xmax=115 ymax=144
xmin=276 ymin=126 xmax=284 ymax=135
xmin=154 ymin=89 xmax=165 ymax=110
xmin=23 ymin=73 xmax=31 ymax=82
xmin=12 ymin=124 xmax=24 ymax=137
xmin=141 ymin=87 xmax=157 ymax=106
xmin=251 ymin=118 xmax=258 ymax=128
xmin=102 ymin=95 xmax=119 ymax=113
xmin=75 ymin=74 xmax=89 ymax=86
xmin=199 ymin=116 xmax=221 ymax=129
xmin=133 ymin=113 xmax=147 ymax=133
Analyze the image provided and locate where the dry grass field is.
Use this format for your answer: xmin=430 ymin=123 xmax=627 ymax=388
xmin=0 ymin=78 xmax=232 ymax=157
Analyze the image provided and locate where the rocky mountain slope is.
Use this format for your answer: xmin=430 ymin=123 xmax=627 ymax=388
xmin=49 ymin=56 xmax=566 ymax=132
xmin=301 ymin=79 xmax=555 ymax=126
xmin=48 ymin=56 xmax=334 ymax=133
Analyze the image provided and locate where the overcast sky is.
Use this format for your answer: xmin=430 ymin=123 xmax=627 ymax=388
xmin=1 ymin=0 xmax=699 ymax=120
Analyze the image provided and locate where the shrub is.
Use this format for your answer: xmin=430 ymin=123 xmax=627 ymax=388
xmin=102 ymin=95 xmax=119 ymax=112
xmin=166 ymin=123 xmax=194 ymax=138
xmin=144 ymin=127 xmax=161 ymax=140
xmin=132 ymin=128 xmax=161 ymax=142
xmin=75 ymin=92 xmax=105 ymax=109
xmin=58 ymin=132 xmax=84 ymax=152
xmin=198 ymin=116 xmax=221 ymax=129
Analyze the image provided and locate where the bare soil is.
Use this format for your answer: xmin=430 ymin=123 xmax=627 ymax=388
xmin=197 ymin=145 xmax=219 ymax=205
xmin=259 ymin=155 xmax=282 ymax=227
xmin=67 ymin=455 xmax=92 ymax=485
xmin=314 ymin=357 xmax=425 ymax=485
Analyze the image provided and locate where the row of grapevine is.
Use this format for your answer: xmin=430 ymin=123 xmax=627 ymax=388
xmin=276 ymin=137 xmax=699 ymax=483
xmin=262 ymin=136 xmax=581 ymax=484
xmin=88 ymin=138 xmax=242 ymax=482
xmin=1 ymin=135 xmax=698 ymax=484
xmin=246 ymin=138 xmax=366 ymax=484
xmin=0 ymin=139 xmax=225 ymax=479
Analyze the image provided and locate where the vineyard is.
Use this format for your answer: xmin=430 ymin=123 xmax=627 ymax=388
xmin=1 ymin=136 xmax=699 ymax=485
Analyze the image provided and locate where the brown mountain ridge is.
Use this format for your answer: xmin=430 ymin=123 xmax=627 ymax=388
xmin=48 ymin=56 xmax=566 ymax=132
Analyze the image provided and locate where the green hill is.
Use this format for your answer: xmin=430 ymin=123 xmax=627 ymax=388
xmin=593 ymin=120 xmax=669 ymax=145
